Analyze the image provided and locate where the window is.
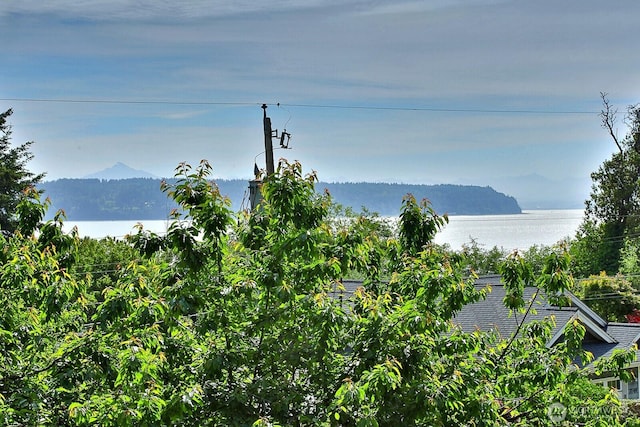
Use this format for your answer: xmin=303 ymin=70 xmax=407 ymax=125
xmin=607 ymin=379 xmax=621 ymax=391
xmin=626 ymin=367 xmax=639 ymax=399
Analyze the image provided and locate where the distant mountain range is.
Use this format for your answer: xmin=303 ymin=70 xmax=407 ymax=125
xmin=51 ymin=162 xmax=588 ymax=217
xmin=83 ymin=162 xmax=158 ymax=180
xmin=107 ymin=163 xmax=591 ymax=210
xmin=39 ymin=163 xmax=524 ymax=220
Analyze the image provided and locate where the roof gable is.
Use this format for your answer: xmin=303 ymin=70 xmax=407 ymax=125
xmin=336 ymin=276 xmax=640 ymax=363
xmin=548 ymin=311 xmax=616 ymax=348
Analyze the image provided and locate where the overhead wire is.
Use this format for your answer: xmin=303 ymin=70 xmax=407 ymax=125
xmin=4 ymin=95 xmax=632 ymax=253
xmin=0 ymin=97 xmax=602 ymax=115
xmin=277 ymin=102 xmax=600 ymax=115
xmin=5 ymin=99 xmax=640 ymax=310
xmin=0 ymin=98 xmax=258 ymax=107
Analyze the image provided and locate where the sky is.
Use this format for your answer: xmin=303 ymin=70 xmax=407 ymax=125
xmin=1 ymin=0 xmax=640 ymax=206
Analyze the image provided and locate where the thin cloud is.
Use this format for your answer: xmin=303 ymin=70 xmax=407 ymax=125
xmin=354 ymin=0 xmax=508 ymax=15
xmin=1 ymin=0 xmax=369 ymax=21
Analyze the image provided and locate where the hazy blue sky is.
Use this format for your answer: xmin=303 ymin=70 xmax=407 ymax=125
xmin=2 ymin=1 xmax=639 ymax=199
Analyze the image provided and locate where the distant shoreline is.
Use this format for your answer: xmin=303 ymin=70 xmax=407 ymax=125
xmin=39 ymin=177 xmax=522 ymax=220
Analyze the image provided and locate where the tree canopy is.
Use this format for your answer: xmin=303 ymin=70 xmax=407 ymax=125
xmin=0 ymin=108 xmax=45 ymax=233
xmin=572 ymin=95 xmax=640 ymax=276
xmin=0 ymin=159 xmax=637 ymax=426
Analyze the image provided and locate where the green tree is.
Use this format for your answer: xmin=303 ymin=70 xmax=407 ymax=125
xmin=575 ymin=271 xmax=640 ymax=322
xmin=572 ymin=94 xmax=640 ymax=276
xmin=457 ymin=239 xmax=507 ymax=275
xmin=0 ymin=108 xmax=45 ymax=234
xmin=620 ymin=237 xmax=640 ymax=291
xmin=1 ymin=159 xmax=638 ymax=426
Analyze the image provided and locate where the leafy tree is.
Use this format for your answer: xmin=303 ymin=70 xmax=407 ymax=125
xmin=572 ymin=94 xmax=640 ymax=276
xmin=0 ymin=108 xmax=45 ymax=234
xmin=455 ymin=241 xmax=561 ymax=277
xmin=1 ymin=158 xmax=638 ymax=426
xmin=576 ymin=272 xmax=640 ymax=322
xmin=620 ymin=237 xmax=640 ymax=291
xmin=458 ymin=239 xmax=507 ymax=275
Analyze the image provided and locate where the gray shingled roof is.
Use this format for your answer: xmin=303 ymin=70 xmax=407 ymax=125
xmin=455 ymin=274 xmax=578 ymax=340
xmin=584 ymin=323 xmax=640 ymax=363
xmin=336 ymin=275 xmax=640 ymax=366
xmin=455 ymin=275 xmax=640 ymax=366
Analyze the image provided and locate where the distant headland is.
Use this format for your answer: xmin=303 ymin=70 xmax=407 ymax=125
xmin=38 ymin=176 xmax=521 ymax=221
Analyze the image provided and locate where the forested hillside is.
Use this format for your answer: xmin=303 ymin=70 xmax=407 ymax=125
xmin=39 ymin=178 xmax=181 ymax=220
xmin=38 ymin=178 xmax=520 ymax=220
xmin=321 ymin=182 xmax=521 ymax=215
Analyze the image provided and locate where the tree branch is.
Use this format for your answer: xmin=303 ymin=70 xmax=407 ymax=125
xmin=600 ymin=92 xmax=623 ymax=154
xmin=493 ymin=288 xmax=540 ymax=381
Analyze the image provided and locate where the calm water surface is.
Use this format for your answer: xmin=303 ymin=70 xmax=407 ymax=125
xmin=433 ymin=209 xmax=584 ymax=250
xmin=64 ymin=209 xmax=584 ymax=251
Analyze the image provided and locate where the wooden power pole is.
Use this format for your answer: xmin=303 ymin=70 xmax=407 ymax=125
xmin=249 ymin=104 xmax=292 ymax=210
xmin=262 ymin=104 xmax=275 ymax=176
xmin=250 ymin=104 xmax=279 ymax=210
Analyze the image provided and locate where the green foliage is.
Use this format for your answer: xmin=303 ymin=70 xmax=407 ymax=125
xmin=0 ymin=108 xmax=45 ymax=233
xmin=399 ymin=194 xmax=447 ymax=256
xmin=573 ymin=97 xmax=640 ymax=276
xmin=500 ymin=250 xmax=534 ymax=311
xmin=456 ymin=241 xmax=559 ymax=277
xmin=522 ymin=243 xmax=562 ymax=276
xmin=560 ymin=376 xmax=623 ymax=426
xmin=620 ymin=237 xmax=640 ymax=289
xmin=570 ymin=219 xmax=606 ymax=278
xmin=575 ymin=272 xmax=640 ymax=322
xmin=458 ymin=239 xmax=507 ymax=275
xmin=536 ymin=248 xmax=573 ymax=307
xmin=1 ymin=158 xmax=638 ymax=426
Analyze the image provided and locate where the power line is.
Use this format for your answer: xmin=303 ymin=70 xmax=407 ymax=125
xmin=0 ymin=97 xmax=257 ymax=107
xmin=0 ymin=97 xmax=601 ymax=115
xmin=279 ymin=103 xmax=600 ymax=115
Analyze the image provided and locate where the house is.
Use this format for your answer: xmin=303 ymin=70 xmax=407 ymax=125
xmin=336 ymin=276 xmax=640 ymax=399
xmin=456 ymin=275 xmax=640 ymax=399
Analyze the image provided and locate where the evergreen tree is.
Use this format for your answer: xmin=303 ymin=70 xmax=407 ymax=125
xmin=572 ymin=94 xmax=640 ymax=276
xmin=0 ymin=108 xmax=45 ymax=233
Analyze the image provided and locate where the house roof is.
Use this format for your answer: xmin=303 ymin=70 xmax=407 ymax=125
xmin=455 ymin=275 xmax=611 ymax=340
xmin=584 ymin=323 xmax=640 ymax=363
xmin=336 ymin=275 xmax=640 ymax=367
xmin=458 ymin=275 xmax=640 ymax=367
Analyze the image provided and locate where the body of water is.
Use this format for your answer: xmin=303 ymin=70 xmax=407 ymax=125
xmin=433 ymin=209 xmax=584 ymax=251
xmin=63 ymin=219 xmax=173 ymax=240
xmin=63 ymin=209 xmax=584 ymax=252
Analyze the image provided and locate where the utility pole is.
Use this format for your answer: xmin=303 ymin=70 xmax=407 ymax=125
xmin=262 ymin=104 xmax=275 ymax=176
xmin=250 ymin=104 xmax=291 ymax=210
